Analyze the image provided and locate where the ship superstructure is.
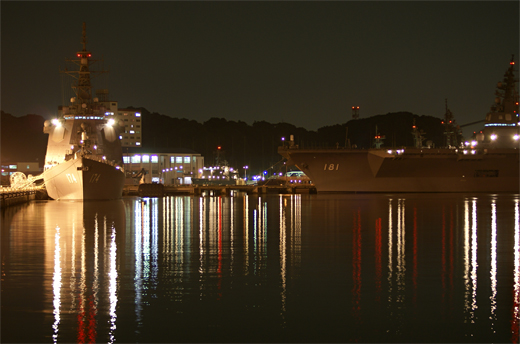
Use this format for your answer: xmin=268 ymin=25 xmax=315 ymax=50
xmin=43 ymin=23 xmax=125 ymax=200
xmin=279 ymin=57 xmax=519 ymax=193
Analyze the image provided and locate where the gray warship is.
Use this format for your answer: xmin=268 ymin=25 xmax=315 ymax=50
xmin=279 ymin=57 xmax=519 ymax=193
xmin=43 ymin=23 xmax=125 ymax=200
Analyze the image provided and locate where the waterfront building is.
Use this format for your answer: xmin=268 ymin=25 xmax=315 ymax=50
xmin=122 ymin=147 xmax=204 ymax=185
xmin=117 ymin=108 xmax=142 ymax=147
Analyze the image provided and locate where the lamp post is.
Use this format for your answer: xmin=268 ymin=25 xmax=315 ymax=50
xmin=243 ymin=165 xmax=248 ymax=180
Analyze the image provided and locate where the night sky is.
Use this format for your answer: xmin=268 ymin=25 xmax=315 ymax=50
xmin=2 ymin=1 xmax=518 ymax=137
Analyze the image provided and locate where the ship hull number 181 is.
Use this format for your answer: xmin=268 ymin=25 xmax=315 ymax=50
xmin=324 ymin=164 xmax=340 ymax=171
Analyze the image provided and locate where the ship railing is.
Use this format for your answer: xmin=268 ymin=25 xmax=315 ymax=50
xmin=86 ymin=156 xmax=125 ymax=173
xmin=0 ymin=185 xmax=44 ymax=194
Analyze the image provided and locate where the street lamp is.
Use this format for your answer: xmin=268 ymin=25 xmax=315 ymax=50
xmin=243 ymin=165 xmax=248 ymax=180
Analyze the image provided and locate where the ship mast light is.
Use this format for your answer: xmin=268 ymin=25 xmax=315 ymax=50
xmin=52 ymin=119 xmax=62 ymax=128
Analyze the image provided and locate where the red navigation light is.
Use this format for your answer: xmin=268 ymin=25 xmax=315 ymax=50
xmin=511 ymin=61 xmax=515 ymax=65
xmin=412 ymin=125 xmax=416 ymax=129
xmin=217 ymin=146 xmax=221 ymax=150
xmin=88 ymin=54 xmax=91 ymax=57
xmin=77 ymin=54 xmax=81 ymax=57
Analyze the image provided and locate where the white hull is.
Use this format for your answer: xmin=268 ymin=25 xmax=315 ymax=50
xmin=44 ymin=157 xmax=125 ymax=200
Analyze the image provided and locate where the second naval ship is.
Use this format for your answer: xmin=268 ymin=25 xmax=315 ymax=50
xmin=279 ymin=57 xmax=519 ymax=193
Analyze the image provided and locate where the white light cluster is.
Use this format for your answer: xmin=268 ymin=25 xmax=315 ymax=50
xmin=387 ymin=149 xmax=404 ymax=155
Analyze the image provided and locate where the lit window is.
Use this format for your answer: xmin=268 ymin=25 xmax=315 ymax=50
xmin=151 ymin=155 xmax=158 ymax=163
xmin=170 ymin=156 xmax=175 ymax=163
xmin=136 ymin=113 xmax=141 ymax=117
xmin=176 ymin=157 xmax=182 ymax=163
xmin=123 ymin=156 xmax=130 ymax=164
xmin=136 ymin=142 xmax=141 ymax=146
xmin=130 ymin=130 xmax=135 ymax=134
xmin=142 ymin=155 xmax=149 ymax=163
xmin=184 ymin=156 xmax=190 ymax=163
xmin=131 ymin=155 xmax=141 ymax=163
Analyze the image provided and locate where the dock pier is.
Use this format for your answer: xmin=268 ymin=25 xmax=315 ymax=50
xmin=1 ymin=187 xmax=48 ymax=208
xmin=125 ymin=184 xmax=316 ymax=197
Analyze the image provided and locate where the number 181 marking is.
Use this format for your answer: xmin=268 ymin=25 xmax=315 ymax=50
xmin=324 ymin=164 xmax=339 ymax=171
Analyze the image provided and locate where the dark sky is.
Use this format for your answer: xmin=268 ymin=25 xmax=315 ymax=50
xmin=2 ymin=1 xmax=518 ymax=137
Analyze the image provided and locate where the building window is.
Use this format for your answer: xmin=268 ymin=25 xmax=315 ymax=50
xmin=123 ymin=156 xmax=130 ymax=164
xmin=142 ymin=155 xmax=150 ymax=163
xmin=131 ymin=155 xmax=141 ymax=163
xmin=170 ymin=156 xmax=175 ymax=163
xmin=136 ymin=113 xmax=141 ymax=117
xmin=184 ymin=156 xmax=190 ymax=163
xmin=151 ymin=155 xmax=159 ymax=163
xmin=176 ymin=157 xmax=182 ymax=163
xmin=136 ymin=142 xmax=141 ymax=146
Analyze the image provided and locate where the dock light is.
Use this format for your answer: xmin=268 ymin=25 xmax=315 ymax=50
xmin=102 ymin=156 xmax=106 ymax=160
xmin=491 ymin=134 xmax=497 ymax=141
xmin=107 ymin=118 xmax=115 ymax=126
xmin=93 ymin=145 xmax=97 ymax=150
xmin=471 ymin=141 xmax=477 ymax=146
xmin=514 ymin=134 xmax=519 ymax=141
xmin=464 ymin=141 xmax=470 ymax=147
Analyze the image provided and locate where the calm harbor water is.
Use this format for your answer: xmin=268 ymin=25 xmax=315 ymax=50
xmin=1 ymin=193 xmax=519 ymax=343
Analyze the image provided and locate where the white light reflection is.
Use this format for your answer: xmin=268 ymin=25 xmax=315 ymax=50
xmin=464 ymin=198 xmax=478 ymax=326
xmin=291 ymin=195 xmax=302 ymax=269
xmin=397 ymin=199 xmax=406 ymax=305
xmin=134 ymin=199 xmax=143 ymax=327
xmin=489 ymin=199 xmax=497 ymax=328
xmin=513 ymin=199 xmax=520 ymax=343
xmin=387 ymin=199 xmax=393 ymax=302
xmin=471 ymin=199 xmax=478 ymax=317
xmin=243 ymin=195 xmax=250 ymax=274
xmin=151 ymin=198 xmax=159 ymax=293
xmin=108 ymin=221 xmax=118 ymax=343
xmin=52 ymin=225 xmax=61 ymax=343
xmin=463 ymin=199 xmax=471 ymax=316
xmin=279 ymin=196 xmax=287 ymax=316
xmin=199 ymin=197 xmax=205 ymax=279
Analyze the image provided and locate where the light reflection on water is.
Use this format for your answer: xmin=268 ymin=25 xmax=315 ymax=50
xmin=1 ymin=193 xmax=519 ymax=343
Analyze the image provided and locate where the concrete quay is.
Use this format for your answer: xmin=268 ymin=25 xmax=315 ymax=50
xmin=1 ymin=186 xmax=48 ymax=208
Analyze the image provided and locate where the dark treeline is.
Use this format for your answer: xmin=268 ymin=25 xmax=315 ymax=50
xmin=1 ymin=109 xmax=445 ymax=174
xmin=135 ymin=107 xmax=445 ymax=174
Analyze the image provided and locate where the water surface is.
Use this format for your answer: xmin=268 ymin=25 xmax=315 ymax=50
xmin=1 ymin=193 xmax=519 ymax=343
